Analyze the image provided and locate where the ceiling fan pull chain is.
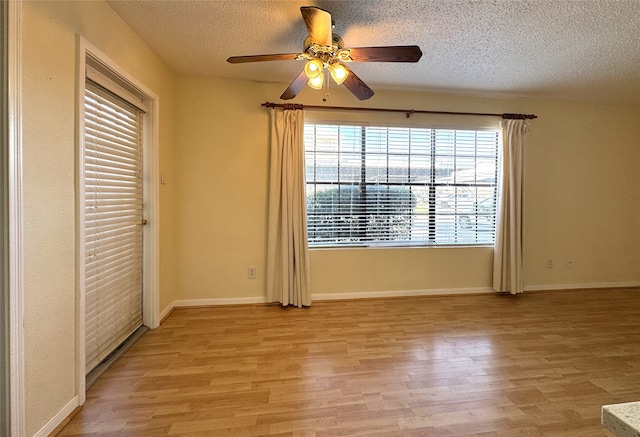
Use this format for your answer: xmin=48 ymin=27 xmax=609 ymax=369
xmin=322 ymin=69 xmax=330 ymax=102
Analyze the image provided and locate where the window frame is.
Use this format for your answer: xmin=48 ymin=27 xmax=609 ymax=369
xmin=304 ymin=120 xmax=501 ymax=249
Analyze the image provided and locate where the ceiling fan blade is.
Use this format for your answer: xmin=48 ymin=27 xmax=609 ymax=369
xmin=341 ymin=64 xmax=374 ymax=101
xmin=347 ymin=46 xmax=423 ymax=63
xmin=300 ymin=6 xmax=332 ymax=46
xmin=227 ymin=53 xmax=300 ymax=63
xmin=280 ymin=70 xmax=308 ymax=100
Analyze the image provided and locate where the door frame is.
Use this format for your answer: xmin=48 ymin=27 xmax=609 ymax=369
xmin=5 ymin=1 xmax=25 ymax=435
xmin=76 ymin=38 xmax=160 ymax=404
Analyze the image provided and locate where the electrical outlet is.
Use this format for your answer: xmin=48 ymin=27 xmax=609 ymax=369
xmin=247 ymin=266 xmax=256 ymax=279
xmin=547 ymin=259 xmax=553 ymax=269
xmin=567 ymin=260 xmax=574 ymax=269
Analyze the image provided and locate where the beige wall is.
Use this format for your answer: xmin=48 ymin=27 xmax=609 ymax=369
xmin=524 ymin=99 xmax=640 ymax=286
xmin=21 ymin=1 xmax=176 ymax=434
xmin=18 ymin=0 xmax=640 ymax=434
xmin=173 ymin=76 xmax=640 ymax=301
xmin=172 ymin=78 xmax=509 ymax=299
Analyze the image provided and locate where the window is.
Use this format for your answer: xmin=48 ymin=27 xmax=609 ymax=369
xmin=304 ymin=124 xmax=500 ymax=247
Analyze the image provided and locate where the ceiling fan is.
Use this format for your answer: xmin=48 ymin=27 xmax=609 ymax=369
xmin=227 ymin=6 xmax=423 ymax=101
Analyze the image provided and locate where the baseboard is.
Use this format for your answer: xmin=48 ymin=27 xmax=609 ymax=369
xmin=312 ymin=287 xmax=494 ymax=301
xmin=160 ymin=287 xmax=494 ymax=312
xmin=157 ymin=283 xmax=639 ymax=315
xmin=36 ymin=396 xmax=78 ymax=437
xmin=525 ymin=281 xmax=640 ymax=292
xmin=169 ymin=295 xmax=269 ymax=310
xmin=159 ymin=301 xmax=175 ymax=323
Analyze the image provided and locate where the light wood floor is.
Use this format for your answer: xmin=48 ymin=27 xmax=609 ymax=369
xmin=58 ymin=288 xmax=640 ymax=436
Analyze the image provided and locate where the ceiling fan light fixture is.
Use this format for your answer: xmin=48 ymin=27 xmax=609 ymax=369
xmin=304 ymin=59 xmax=324 ymax=79
xmin=329 ymin=62 xmax=349 ymax=85
xmin=308 ymin=74 xmax=324 ymax=90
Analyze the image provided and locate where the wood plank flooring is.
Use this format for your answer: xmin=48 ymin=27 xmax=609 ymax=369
xmin=58 ymin=288 xmax=640 ymax=436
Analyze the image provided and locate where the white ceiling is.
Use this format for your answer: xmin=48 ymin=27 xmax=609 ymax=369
xmin=107 ymin=0 xmax=640 ymax=106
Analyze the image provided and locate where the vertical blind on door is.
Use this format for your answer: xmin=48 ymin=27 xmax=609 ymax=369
xmin=84 ymin=80 xmax=144 ymax=374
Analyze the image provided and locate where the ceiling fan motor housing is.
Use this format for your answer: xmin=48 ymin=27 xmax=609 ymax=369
xmin=303 ymin=34 xmax=347 ymax=64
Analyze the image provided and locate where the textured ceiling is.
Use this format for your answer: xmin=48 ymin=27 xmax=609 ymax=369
xmin=107 ymin=0 xmax=640 ymax=106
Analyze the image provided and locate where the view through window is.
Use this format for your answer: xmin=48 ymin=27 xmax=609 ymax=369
xmin=304 ymin=124 xmax=500 ymax=247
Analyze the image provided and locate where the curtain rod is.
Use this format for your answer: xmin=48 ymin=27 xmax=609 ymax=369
xmin=261 ymin=102 xmax=537 ymax=119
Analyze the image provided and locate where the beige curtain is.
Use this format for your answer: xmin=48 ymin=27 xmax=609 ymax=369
xmin=493 ymin=118 xmax=531 ymax=294
xmin=266 ymin=107 xmax=311 ymax=307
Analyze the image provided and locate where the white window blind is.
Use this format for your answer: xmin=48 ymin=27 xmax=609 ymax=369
xmin=305 ymin=124 xmax=499 ymax=247
xmin=84 ymin=80 xmax=144 ymax=374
